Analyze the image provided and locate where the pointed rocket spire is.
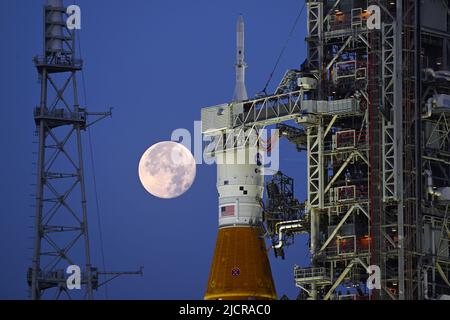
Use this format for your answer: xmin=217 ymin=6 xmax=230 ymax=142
xmin=233 ymin=15 xmax=248 ymax=102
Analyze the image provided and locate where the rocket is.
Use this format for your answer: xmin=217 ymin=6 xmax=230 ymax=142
xmin=204 ymin=16 xmax=277 ymax=300
xmin=233 ymin=15 xmax=248 ymax=102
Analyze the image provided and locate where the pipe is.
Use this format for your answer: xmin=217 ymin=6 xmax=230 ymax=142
xmin=424 ymin=268 xmax=429 ymax=300
xmin=423 ymin=97 xmax=435 ymax=119
xmin=273 ymin=222 xmax=304 ymax=249
xmin=425 ymin=169 xmax=442 ymax=198
xmin=432 ymin=219 xmax=437 ymax=296
xmin=435 ymin=70 xmax=450 ymax=81
xmin=415 ymin=0 xmax=422 ymax=300
xmin=423 ymin=68 xmax=436 ymax=79
xmin=423 ymin=68 xmax=450 ymax=82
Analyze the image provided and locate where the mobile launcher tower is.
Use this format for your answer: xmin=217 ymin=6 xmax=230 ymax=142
xmin=202 ymin=1 xmax=450 ymax=300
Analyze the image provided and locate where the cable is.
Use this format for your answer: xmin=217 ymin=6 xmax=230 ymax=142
xmin=76 ymin=28 xmax=109 ymax=300
xmin=260 ymin=1 xmax=306 ymax=95
xmin=87 ymin=123 xmax=109 ymax=300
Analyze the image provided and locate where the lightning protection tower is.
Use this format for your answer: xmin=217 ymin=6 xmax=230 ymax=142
xmin=28 ymin=0 xmax=136 ymax=300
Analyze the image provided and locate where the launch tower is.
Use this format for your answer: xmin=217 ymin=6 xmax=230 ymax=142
xmin=202 ymin=0 xmax=450 ymax=300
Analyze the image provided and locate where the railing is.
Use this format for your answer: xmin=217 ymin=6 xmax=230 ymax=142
xmin=33 ymin=55 xmax=83 ymax=68
xmin=231 ymin=91 xmax=360 ymax=128
xmin=323 ymin=243 xmax=370 ymax=258
xmin=233 ymin=90 xmax=303 ymax=127
xmin=34 ymin=108 xmax=86 ymax=123
xmin=27 ymin=268 xmax=98 ymax=290
xmin=294 ymin=266 xmax=332 ymax=285
xmin=326 ymin=9 xmax=369 ymax=33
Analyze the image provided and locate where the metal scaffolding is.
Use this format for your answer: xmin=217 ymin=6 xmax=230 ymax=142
xmin=28 ymin=1 xmax=141 ymax=300
xmin=201 ymin=0 xmax=450 ymax=300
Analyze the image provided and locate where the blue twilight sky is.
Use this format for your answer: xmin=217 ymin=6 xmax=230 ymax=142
xmin=0 ymin=0 xmax=310 ymax=299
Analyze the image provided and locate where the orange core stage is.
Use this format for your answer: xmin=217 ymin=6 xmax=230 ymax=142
xmin=204 ymin=226 xmax=277 ymax=300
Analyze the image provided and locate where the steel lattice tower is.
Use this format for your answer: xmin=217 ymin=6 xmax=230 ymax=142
xmin=201 ymin=0 xmax=450 ymax=300
xmin=28 ymin=0 xmax=112 ymax=300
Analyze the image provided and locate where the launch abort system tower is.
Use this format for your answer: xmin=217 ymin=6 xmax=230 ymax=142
xmin=204 ymin=16 xmax=277 ymax=300
xmin=202 ymin=0 xmax=450 ymax=300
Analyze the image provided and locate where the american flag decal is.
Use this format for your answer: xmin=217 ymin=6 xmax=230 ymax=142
xmin=220 ymin=205 xmax=235 ymax=217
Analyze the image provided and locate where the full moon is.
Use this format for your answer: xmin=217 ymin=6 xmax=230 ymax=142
xmin=138 ymin=141 xmax=196 ymax=199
